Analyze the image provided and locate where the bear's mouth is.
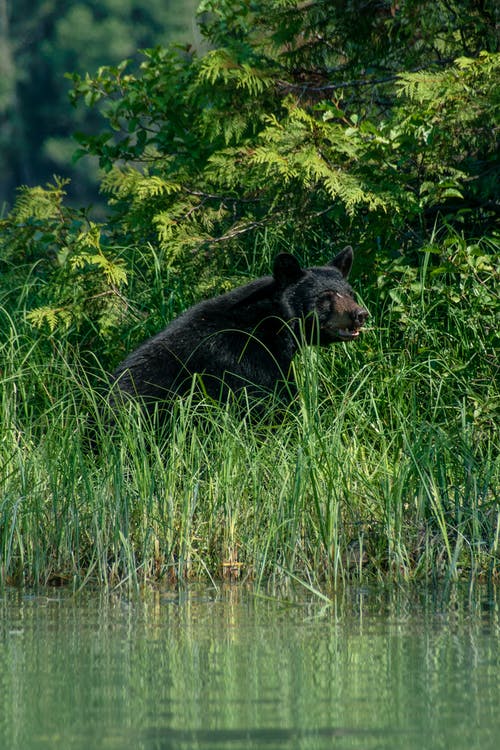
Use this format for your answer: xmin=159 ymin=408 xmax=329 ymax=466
xmin=336 ymin=328 xmax=361 ymax=340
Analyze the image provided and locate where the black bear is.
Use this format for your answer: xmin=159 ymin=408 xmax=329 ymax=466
xmin=109 ymin=246 xmax=368 ymax=418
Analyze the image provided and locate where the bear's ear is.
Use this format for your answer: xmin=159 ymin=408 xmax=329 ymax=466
xmin=273 ymin=253 xmax=304 ymax=287
xmin=329 ymin=245 xmax=353 ymax=278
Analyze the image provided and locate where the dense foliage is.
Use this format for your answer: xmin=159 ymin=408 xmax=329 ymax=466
xmin=0 ymin=0 xmax=498 ymax=356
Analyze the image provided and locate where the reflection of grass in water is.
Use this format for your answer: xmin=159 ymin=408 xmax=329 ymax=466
xmin=2 ymin=584 xmax=498 ymax=750
xmin=0 ymin=292 xmax=498 ymax=590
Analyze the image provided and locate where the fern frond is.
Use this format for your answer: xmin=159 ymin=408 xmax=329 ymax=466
xmin=68 ymin=251 xmax=128 ymax=286
xmin=135 ymin=176 xmax=182 ymax=200
xmin=27 ymin=306 xmax=72 ymax=332
xmin=198 ymin=49 xmax=272 ymax=95
xmin=12 ymin=179 xmax=70 ymax=222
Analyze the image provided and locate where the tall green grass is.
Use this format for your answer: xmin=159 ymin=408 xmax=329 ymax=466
xmin=1 ymin=237 xmax=498 ymax=590
xmin=1 ymin=331 xmax=497 ymax=590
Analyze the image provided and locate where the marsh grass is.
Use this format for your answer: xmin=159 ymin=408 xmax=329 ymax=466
xmin=1 ymin=340 xmax=497 ymax=591
xmin=1 ymin=244 xmax=498 ymax=590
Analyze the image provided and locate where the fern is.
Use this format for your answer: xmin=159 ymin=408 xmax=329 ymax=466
xmin=396 ymin=70 xmax=448 ymax=102
xmin=27 ymin=306 xmax=72 ymax=332
xmin=11 ymin=178 xmax=70 ymax=222
xmin=198 ymin=49 xmax=273 ymax=95
xmin=135 ymin=176 xmax=182 ymax=200
xmin=69 ymin=252 xmax=128 ymax=286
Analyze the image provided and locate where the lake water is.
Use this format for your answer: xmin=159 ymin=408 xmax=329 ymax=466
xmin=1 ymin=584 xmax=499 ymax=750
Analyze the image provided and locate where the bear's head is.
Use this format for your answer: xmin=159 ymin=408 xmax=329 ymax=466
xmin=273 ymin=247 xmax=369 ymax=344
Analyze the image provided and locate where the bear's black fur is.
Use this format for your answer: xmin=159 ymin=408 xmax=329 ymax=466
xmin=109 ymin=247 xmax=368 ymax=418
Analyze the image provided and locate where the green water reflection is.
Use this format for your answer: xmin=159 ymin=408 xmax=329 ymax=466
xmin=1 ymin=585 xmax=499 ymax=749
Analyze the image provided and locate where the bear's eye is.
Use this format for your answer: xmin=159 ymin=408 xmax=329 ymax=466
xmin=316 ymin=291 xmax=335 ymax=308
xmin=333 ymin=289 xmax=355 ymax=300
xmin=317 ymin=290 xmax=348 ymax=305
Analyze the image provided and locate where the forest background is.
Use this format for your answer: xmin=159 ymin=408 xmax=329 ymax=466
xmin=0 ymin=0 xmax=199 ymax=209
xmin=0 ymin=0 xmax=498 ymax=588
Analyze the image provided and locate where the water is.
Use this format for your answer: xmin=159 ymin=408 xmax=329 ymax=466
xmin=1 ymin=585 xmax=499 ymax=749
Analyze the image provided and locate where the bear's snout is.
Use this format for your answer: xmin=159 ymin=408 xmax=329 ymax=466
xmin=351 ymin=306 xmax=369 ymax=329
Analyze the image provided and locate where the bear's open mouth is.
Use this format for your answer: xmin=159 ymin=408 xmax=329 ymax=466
xmin=337 ymin=328 xmax=361 ymax=340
